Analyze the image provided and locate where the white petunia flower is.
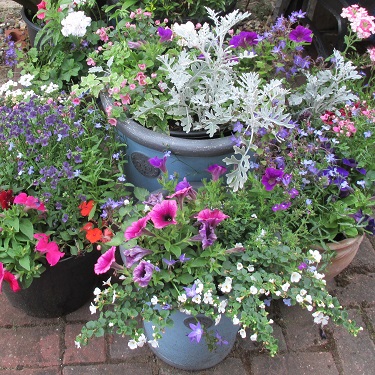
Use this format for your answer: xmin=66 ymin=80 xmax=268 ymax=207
xmin=299 ymin=289 xmax=307 ymax=296
xmin=247 ymin=265 xmax=255 ymax=272
xmin=237 ymin=262 xmax=244 ymax=270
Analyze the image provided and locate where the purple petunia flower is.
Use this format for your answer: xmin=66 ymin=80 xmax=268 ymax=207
xmin=289 ymin=25 xmax=313 ymax=43
xmin=149 ymin=155 xmax=168 ymax=173
xmin=261 ymin=168 xmax=284 ymax=191
xmin=157 ymin=27 xmax=173 ymax=42
xmin=207 ymin=164 xmax=227 ymax=181
xmin=133 ymin=260 xmax=154 ymax=287
xmin=122 ymin=246 xmax=153 ymax=268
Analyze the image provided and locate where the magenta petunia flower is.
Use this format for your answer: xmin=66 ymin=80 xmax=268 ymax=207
xmin=148 ymin=200 xmax=178 ymax=229
xmin=289 ymin=25 xmax=313 ymax=43
xmin=133 ymin=260 xmax=154 ymax=287
xmin=207 ymin=164 xmax=227 ymax=181
xmin=124 ymin=216 xmax=150 ymax=240
xmin=14 ymin=193 xmax=46 ymax=212
xmin=261 ymin=168 xmax=284 ymax=191
xmin=157 ymin=27 xmax=173 ymax=42
xmin=34 ymin=233 xmax=64 ymax=266
xmin=229 ymin=31 xmax=258 ymax=48
xmin=94 ymin=246 xmax=117 ymax=274
xmin=0 ymin=262 xmax=21 ymax=293
xmin=195 ymin=208 xmax=229 ymax=227
xmin=122 ymin=246 xmax=153 ymax=268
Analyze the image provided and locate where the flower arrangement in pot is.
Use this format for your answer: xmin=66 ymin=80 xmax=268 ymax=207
xmin=75 ymin=164 xmax=362 ymax=369
xmin=12 ymin=0 xmax=108 ymax=88
xmin=0 ymin=79 xmax=131 ymax=316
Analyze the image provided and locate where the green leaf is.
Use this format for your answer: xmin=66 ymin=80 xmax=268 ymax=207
xmin=19 ymin=219 xmax=34 ymax=240
xmin=19 ymin=256 xmax=31 ymax=271
xmin=7 ymin=217 xmax=19 ymax=232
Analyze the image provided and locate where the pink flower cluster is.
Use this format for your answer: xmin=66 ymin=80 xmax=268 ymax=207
xmin=0 ymin=262 xmax=20 ymax=293
xmin=341 ymin=5 xmax=375 ymax=39
xmin=332 ymin=119 xmax=357 ymax=137
xmin=34 ymin=233 xmax=64 ymax=266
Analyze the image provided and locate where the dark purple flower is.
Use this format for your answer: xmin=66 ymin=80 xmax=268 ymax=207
xmin=298 ymin=262 xmax=308 ymax=270
xmin=261 ymin=168 xmax=284 ymax=191
xmin=157 ymin=27 xmax=173 ymax=42
xmin=122 ymin=246 xmax=153 ymax=268
xmin=192 ymin=221 xmax=217 ymax=249
xmin=133 ymin=260 xmax=154 ymax=287
xmin=289 ymin=25 xmax=313 ymax=43
xmin=272 ymin=201 xmax=291 ymax=212
xmin=149 ymin=155 xmax=168 ymax=173
xmin=288 ymin=188 xmax=299 ymax=198
xmin=229 ymin=31 xmax=258 ymax=48
xmin=187 ymin=321 xmax=204 ymax=343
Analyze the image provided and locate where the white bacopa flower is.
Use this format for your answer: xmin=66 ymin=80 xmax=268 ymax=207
xmin=259 ymin=303 xmax=266 ymax=309
xmin=250 ymin=333 xmax=258 ymax=341
xmin=313 ymin=271 xmax=325 ymax=280
xmin=328 ymin=303 xmax=334 ymax=308
xmin=150 ymin=296 xmax=158 ymax=305
xmin=290 ymin=272 xmax=302 ymax=283
xmin=195 ymin=282 xmax=204 ymax=294
xmin=123 ymin=199 xmax=130 ymax=205
xmin=247 ymin=265 xmax=255 ymax=272
xmin=296 ymin=294 xmax=304 ymax=303
xmin=128 ymin=339 xmax=138 ymax=350
xmin=237 ymin=262 xmax=244 ymax=270
xmin=251 ymin=213 xmax=257 ymax=218
xmin=93 ymin=287 xmax=101 ymax=296
xmin=74 ymin=340 xmax=81 ymax=349
xmin=148 ymin=339 xmax=159 ymax=348
xmin=304 ymin=295 xmax=313 ymax=304
xmin=312 ymin=311 xmax=329 ymax=326
xmin=137 ymin=334 xmax=147 ymax=347
xmin=299 ymin=289 xmax=307 ymax=296
xmin=102 ymin=277 xmax=112 ymax=286
xmin=178 ymin=294 xmax=187 ymax=303
xmin=192 ymin=294 xmax=201 ymax=304
xmin=19 ymin=74 xmax=34 ymax=87
xmin=250 ymin=286 xmax=258 ymax=295
xmin=218 ymin=300 xmax=228 ymax=314
xmin=215 ymin=314 xmax=222 ymax=325
xmin=281 ymin=282 xmax=290 ymax=292
xmin=203 ymin=292 xmax=213 ymax=304
xmin=108 ymin=322 xmax=114 ymax=327
xmin=232 ymin=316 xmax=240 ymax=325
xmin=306 ymin=305 xmax=313 ymax=311
xmin=61 ymin=11 xmax=92 ymax=37
xmin=143 ymin=204 xmax=151 ymax=212
xmin=219 ymin=278 xmax=232 ymax=293
xmin=269 ymin=319 xmax=274 ymax=324
xmin=309 ymin=249 xmax=322 ymax=263
xmin=89 ymin=303 xmax=97 ymax=314
xmin=239 ymin=329 xmax=246 ymax=338
xmin=275 ymin=291 xmax=281 ymax=296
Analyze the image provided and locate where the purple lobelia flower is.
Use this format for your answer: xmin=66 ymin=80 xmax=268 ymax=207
xmin=187 ymin=321 xmax=204 ymax=343
xmin=133 ymin=260 xmax=154 ymax=287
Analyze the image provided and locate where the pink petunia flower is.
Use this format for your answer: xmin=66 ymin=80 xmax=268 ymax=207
xmin=94 ymin=246 xmax=117 ymax=274
xmin=14 ymin=193 xmax=46 ymax=212
xmin=195 ymin=208 xmax=229 ymax=227
xmin=34 ymin=233 xmax=64 ymax=266
xmin=124 ymin=216 xmax=150 ymax=240
xmin=0 ymin=262 xmax=21 ymax=293
xmin=207 ymin=164 xmax=227 ymax=181
xmin=148 ymin=200 xmax=178 ymax=229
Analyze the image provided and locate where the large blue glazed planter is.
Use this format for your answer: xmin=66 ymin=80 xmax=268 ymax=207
xmin=143 ymin=309 xmax=239 ymax=370
xmin=100 ymin=95 xmax=235 ymax=192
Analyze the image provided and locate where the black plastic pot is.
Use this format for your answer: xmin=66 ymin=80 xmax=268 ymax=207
xmin=3 ymin=251 xmax=100 ymax=318
xmin=21 ymin=6 xmax=42 ymax=48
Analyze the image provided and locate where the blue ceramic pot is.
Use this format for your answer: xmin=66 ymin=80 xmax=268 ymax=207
xmin=100 ymin=94 xmax=235 ymax=192
xmin=143 ymin=308 xmax=238 ymax=370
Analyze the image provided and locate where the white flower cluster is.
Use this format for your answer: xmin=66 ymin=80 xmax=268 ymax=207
xmin=128 ymin=333 xmax=147 ymax=349
xmin=61 ymin=11 xmax=92 ymax=37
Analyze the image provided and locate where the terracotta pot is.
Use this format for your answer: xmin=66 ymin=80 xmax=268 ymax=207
xmin=316 ymin=235 xmax=365 ymax=280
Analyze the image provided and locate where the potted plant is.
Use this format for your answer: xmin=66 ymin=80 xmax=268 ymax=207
xmin=74 ymin=165 xmax=362 ymax=370
xmin=0 ymin=80 xmax=131 ymax=317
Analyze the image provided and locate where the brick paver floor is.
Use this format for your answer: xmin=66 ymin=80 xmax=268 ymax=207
xmin=1 ymin=236 xmax=374 ymax=375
